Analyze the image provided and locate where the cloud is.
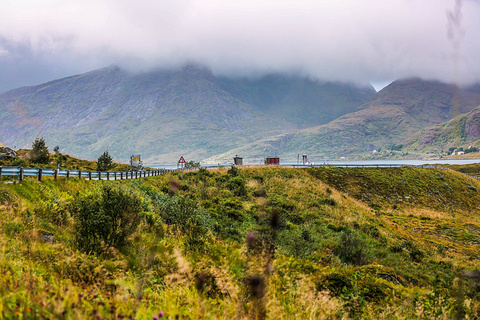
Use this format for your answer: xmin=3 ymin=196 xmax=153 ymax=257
xmin=0 ymin=0 xmax=479 ymax=92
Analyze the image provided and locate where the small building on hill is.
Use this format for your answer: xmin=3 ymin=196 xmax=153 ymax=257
xmin=265 ymin=157 xmax=280 ymax=165
xmin=233 ymin=156 xmax=243 ymax=166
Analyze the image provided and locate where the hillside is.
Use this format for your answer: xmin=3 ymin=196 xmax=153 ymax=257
xmin=216 ymin=74 xmax=374 ymax=129
xmin=207 ymin=79 xmax=480 ymax=162
xmin=403 ymin=106 xmax=480 ymax=154
xmin=1 ymin=166 xmax=480 ymax=318
xmin=0 ymin=64 xmax=373 ymax=163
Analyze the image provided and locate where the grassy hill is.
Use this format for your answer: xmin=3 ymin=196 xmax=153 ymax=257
xmin=1 ymin=166 xmax=480 ymax=318
xmin=207 ymin=79 xmax=480 ymax=162
xmin=403 ymin=106 xmax=480 ymax=155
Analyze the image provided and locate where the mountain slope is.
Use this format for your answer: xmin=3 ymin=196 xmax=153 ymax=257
xmin=206 ymin=79 xmax=480 ymax=162
xmin=216 ymin=74 xmax=375 ymax=128
xmin=403 ymin=105 xmax=480 ymax=153
xmin=0 ymin=65 xmax=373 ymax=163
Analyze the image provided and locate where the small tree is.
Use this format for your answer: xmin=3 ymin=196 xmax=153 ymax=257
xmin=30 ymin=137 xmax=50 ymax=164
xmin=184 ymin=160 xmax=200 ymax=169
xmin=97 ymin=150 xmax=116 ymax=171
xmin=54 ymin=146 xmax=67 ymax=168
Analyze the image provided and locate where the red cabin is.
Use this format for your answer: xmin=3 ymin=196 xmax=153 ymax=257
xmin=265 ymin=157 xmax=280 ymax=165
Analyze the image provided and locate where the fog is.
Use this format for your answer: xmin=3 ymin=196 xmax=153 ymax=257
xmin=0 ymin=0 xmax=479 ymax=93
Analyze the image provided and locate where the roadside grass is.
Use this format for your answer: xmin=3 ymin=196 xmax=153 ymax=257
xmin=0 ymin=166 xmax=479 ymax=318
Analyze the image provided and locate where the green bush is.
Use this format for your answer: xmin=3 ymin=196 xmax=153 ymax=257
xmin=73 ymin=184 xmax=142 ymax=254
xmin=157 ymin=195 xmax=213 ymax=250
xmin=334 ymin=230 xmax=368 ymax=266
xmin=10 ymin=157 xmax=28 ymax=167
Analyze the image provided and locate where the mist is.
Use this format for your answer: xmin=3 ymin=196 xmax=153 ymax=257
xmin=0 ymin=0 xmax=479 ymax=93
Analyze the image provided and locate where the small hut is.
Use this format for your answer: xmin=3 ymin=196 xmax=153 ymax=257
xmin=265 ymin=157 xmax=280 ymax=165
xmin=233 ymin=156 xmax=243 ymax=166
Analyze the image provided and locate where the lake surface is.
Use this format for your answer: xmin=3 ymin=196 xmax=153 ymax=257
xmin=150 ymin=159 xmax=480 ymax=169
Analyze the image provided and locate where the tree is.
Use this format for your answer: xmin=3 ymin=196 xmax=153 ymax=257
xmin=97 ymin=150 xmax=116 ymax=171
xmin=184 ymin=160 xmax=201 ymax=169
xmin=54 ymin=146 xmax=67 ymax=168
xmin=30 ymin=137 xmax=50 ymax=164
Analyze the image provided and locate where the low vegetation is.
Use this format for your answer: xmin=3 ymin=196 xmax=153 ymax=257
xmin=1 ymin=146 xmax=132 ymax=172
xmin=0 ymin=166 xmax=480 ymax=318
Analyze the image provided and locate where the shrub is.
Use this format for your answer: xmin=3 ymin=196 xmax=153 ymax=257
xmin=334 ymin=230 xmax=368 ymax=266
xmin=10 ymin=157 xmax=28 ymax=167
xmin=74 ymin=184 xmax=142 ymax=254
xmin=157 ymin=195 xmax=213 ymax=250
xmin=317 ymin=272 xmax=353 ymax=296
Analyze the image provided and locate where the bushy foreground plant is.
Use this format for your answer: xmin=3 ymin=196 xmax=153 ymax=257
xmin=74 ymin=184 xmax=142 ymax=254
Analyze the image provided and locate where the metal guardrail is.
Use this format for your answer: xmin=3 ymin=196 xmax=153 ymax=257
xmin=2 ymin=164 xmax=479 ymax=182
xmin=0 ymin=166 xmax=169 ymax=181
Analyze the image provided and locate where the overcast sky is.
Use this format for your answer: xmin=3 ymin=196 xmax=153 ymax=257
xmin=0 ymin=0 xmax=479 ymax=93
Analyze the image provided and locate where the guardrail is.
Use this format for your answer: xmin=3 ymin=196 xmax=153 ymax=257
xmin=0 ymin=166 xmax=168 ymax=182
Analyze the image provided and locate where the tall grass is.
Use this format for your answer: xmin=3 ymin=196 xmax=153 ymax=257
xmin=0 ymin=166 xmax=479 ymax=318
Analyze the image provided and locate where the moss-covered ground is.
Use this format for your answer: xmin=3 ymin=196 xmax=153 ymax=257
xmin=0 ymin=166 xmax=479 ymax=319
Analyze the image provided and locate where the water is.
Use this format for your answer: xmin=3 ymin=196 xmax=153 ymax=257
xmin=149 ymin=159 xmax=480 ymax=169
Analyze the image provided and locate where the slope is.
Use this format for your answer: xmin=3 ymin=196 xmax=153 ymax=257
xmin=0 ymin=64 xmax=373 ymax=163
xmin=206 ymin=79 xmax=480 ymax=162
xmin=403 ymin=105 xmax=480 ymax=153
xmin=1 ymin=166 xmax=480 ymax=318
xmin=216 ymin=74 xmax=375 ymax=128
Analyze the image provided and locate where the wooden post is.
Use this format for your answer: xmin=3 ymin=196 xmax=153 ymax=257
xmin=98 ymin=172 xmax=101 ymax=180
xmin=89 ymin=172 xmax=92 ymax=180
xmin=107 ymin=172 xmax=110 ymax=181
xmin=135 ymin=171 xmax=138 ymax=179
xmin=67 ymin=170 xmax=70 ymax=178
xmin=114 ymin=172 xmax=117 ymax=180
xmin=79 ymin=170 xmax=82 ymax=179
xmin=38 ymin=168 xmax=42 ymax=181
xmin=54 ymin=169 xmax=58 ymax=180
xmin=0 ymin=167 xmax=2 ymax=178
xmin=120 ymin=172 xmax=123 ymax=180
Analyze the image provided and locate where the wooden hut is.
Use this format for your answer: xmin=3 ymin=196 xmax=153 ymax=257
xmin=233 ymin=156 xmax=243 ymax=166
xmin=265 ymin=157 xmax=280 ymax=165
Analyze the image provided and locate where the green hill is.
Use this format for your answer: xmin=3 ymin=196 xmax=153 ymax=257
xmin=207 ymin=79 xmax=480 ymax=162
xmin=403 ymin=106 xmax=480 ymax=154
xmin=1 ymin=166 xmax=480 ymax=318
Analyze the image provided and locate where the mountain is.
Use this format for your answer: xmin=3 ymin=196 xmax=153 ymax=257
xmin=403 ymin=105 xmax=480 ymax=153
xmin=0 ymin=64 xmax=374 ymax=163
xmin=216 ymin=74 xmax=374 ymax=128
xmin=205 ymin=79 xmax=480 ymax=162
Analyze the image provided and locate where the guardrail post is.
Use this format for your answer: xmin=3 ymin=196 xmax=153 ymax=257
xmin=98 ymin=172 xmax=101 ymax=180
xmin=0 ymin=167 xmax=2 ymax=178
xmin=38 ymin=168 xmax=42 ymax=181
xmin=89 ymin=172 xmax=92 ymax=180
xmin=67 ymin=170 xmax=70 ymax=178
xmin=19 ymin=167 xmax=24 ymax=181
xmin=54 ymin=169 xmax=58 ymax=179
xmin=107 ymin=172 xmax=110 ymax=181
xmin=79 ymin=170 xmax=82 ymax=179
xmin=114 ymin=172 xmax=117 ymax=180
xmin=120 ymin=172 xmax=123 ymax=180
xmin=135 ymin=171 xmax=138 ymax=179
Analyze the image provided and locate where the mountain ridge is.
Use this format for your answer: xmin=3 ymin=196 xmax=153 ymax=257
xmin=0 ymin=64 xmax=374 ymax=162
xmin=206 ymin=78 xmax=480 ymax=162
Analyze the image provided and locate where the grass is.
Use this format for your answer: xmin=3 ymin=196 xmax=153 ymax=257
xmin=0 ymin=166 xmax=480 ymax=318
